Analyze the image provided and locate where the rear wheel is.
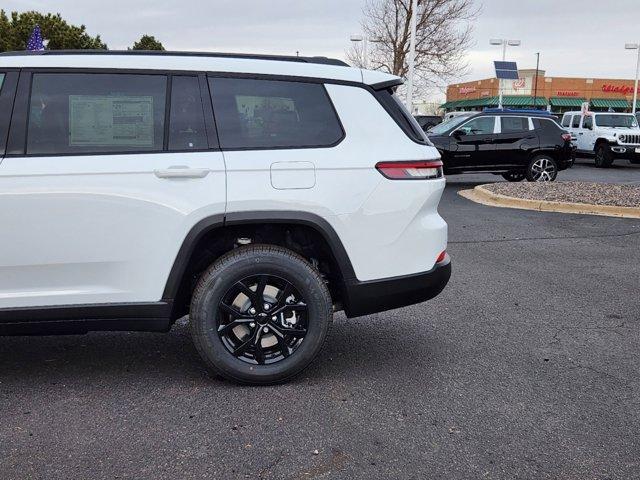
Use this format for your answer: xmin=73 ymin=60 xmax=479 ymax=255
xmin=526 ymin=155 xmax=558 ymax=182
xmin=502 ymin=171 xmax=526 ymax=182
xmin=595 ymin=145 xmax=614 ymax=168
xmin=190 ymin=244 xmax=332 ymax=385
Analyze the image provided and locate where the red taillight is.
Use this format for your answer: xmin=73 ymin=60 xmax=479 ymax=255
xmin=561 ymin=133 xmax=572 ymax=142
xmin=375 ymin=160 xmax=443 ymax=180
xmin=436 ymin=251 xmax=447 ymax=263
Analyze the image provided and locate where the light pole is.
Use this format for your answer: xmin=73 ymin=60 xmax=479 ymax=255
xmin=625 ymin=42 xmax=640 ymax=114
xmin=406 ymin=0 xmax=419 ymax=112
xmin=490 ymin=38 xmax=521 ymax=109
xmin=350 ymin=35 xmax=367 ymax=69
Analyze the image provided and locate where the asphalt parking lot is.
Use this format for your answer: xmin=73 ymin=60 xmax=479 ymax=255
xmin=1 ymin=160 xmax=639 ymax=480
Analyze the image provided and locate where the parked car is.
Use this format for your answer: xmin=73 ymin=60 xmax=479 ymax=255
xmin=415 ymin=114 xmax=442 ymax=132
xmin=443 ymin=110 xmax=477 ymax=122
xmin=0 ymin=50 xmax=451 ymax=385
xmin=428 ymin=109 xmax=574 ymax=182
xmin=561 ymin=111 xmax=640 ymax=167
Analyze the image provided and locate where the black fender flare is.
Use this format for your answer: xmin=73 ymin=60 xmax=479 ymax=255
xmin=161 ymin=211 xmax=357 ymax=303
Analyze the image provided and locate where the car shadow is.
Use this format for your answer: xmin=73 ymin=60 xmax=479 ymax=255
xmin=0 ymin=314 xmax=445 ymax=386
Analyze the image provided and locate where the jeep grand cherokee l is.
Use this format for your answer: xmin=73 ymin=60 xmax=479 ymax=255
xmin=0 ymin=51 xmax=450 ymax=385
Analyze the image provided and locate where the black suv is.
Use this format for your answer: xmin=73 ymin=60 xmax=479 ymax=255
xmin=428 ymin=110 xmax=574 ymax=182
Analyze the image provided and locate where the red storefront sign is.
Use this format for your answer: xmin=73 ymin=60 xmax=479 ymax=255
xmin=602 ymin=84 xmax=640 ymax=95
xmin=557 ymin=90 xmax=580 ymax=97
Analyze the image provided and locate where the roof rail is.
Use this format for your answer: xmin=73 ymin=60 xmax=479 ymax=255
xmin=483 ymin=108 xmax=552 ymax=115
xmin=0 ymin=50 xmax=350 ymax=67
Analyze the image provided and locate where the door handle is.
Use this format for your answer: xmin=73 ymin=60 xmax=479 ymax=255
xmin=578 ymin=132 xmax=584 ymax=135
xmin=154 ymin=166 xmax=210 ymax=179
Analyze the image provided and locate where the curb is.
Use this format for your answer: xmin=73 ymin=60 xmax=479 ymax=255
xmin=458 ymin=185 xmax=640 ymax=219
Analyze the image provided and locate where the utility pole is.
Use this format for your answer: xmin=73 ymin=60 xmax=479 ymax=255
xmin=406 ymin=0 xmax=419 ymax=112
xmin=533 ymin=52 xmax=540 ymax=109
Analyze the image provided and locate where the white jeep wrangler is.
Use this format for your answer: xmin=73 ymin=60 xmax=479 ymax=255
xmin=561 ymin=110 xmax=640 ymax=167
xmin=0 ymin=51 xmax=450 ymax=385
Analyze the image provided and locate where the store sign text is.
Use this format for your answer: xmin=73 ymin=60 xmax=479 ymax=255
xmin=602 ymin=84 xmax=640 ymax=95
xmin=459 ymin=87 xmax=476 ymax=94
xmin=557 ymin=91 xmax=580 ymax=97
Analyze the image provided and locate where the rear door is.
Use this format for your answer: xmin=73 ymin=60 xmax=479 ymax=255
xmin=0 ymin=71 xmax=226 ymax=310
xmin=494 ymin=116 xmax=538 ymax=167
xmin=448 ymin=115 xmax=497 ymax=170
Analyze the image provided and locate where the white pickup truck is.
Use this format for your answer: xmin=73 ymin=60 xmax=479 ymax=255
xmin=561 ymin=111 xmax=640 ymax=168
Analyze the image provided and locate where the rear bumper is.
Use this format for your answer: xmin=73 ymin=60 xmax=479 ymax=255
xmin=342 ymin=256 xmax=451 ymax=318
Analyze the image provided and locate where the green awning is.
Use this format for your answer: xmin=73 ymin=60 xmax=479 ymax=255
xmin=440 ymin=99 xmax=463 ymax=109
xmin=590 ymin=98 xmax=629 ymax=109
xmin=501 ymin=96 xmax=548 ymax=107
xmin=550 ymin=97 xmax=586 ymax=107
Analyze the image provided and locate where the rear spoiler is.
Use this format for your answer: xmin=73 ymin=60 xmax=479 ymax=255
xmin=371 ymin=79 xmax=404 ymax=91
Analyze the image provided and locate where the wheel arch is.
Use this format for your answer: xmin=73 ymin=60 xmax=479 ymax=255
xmin=162 ymin=211 xmax=356 ymax=320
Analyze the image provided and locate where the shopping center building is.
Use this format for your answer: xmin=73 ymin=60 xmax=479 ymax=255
xmin=441 ymin=69 xmax=640 ymax=114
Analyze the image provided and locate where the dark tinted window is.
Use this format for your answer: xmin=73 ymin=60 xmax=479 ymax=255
xmin=209 ymin=77 xmax=343 ymax=149
xmin=0 ymin=74 xmax=4 ymax=91
xmin=533 ymin=118 xmax=563 ymax=134
xmin=561 ymin=115 xmax=571 ymax=127
xmin=375 ymin=88 xmax=428 ymax=144
xmin=169 ymin=76 xmax=207 ymax=151
xmin=459 ymin=116 xmax=495 ymax=135
xmin=572 ymin=115 xmax=581 ymax=128
xmin=27 ymin=73 xmax=166 ymax=155
xmin=501 ymin=116 xmax=529 ymax=133
xmin=582 ymin=115 xmax=593 ymax=130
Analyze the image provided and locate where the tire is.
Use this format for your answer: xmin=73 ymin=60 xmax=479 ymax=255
xmin=526 ymin=155 xmax=558 ymax=182
xmin=190 ymin=244 xmax=332 ymax=385
xmin=595 ymin=145 xmax=614 ymax=168
xmin=502 ymin=171 xmax=526 ymax=182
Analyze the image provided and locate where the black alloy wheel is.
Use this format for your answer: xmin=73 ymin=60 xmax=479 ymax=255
xmin=217 ymin=274 xmax=308 ymax=365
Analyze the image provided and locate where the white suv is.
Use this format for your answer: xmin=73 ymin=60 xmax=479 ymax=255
xmin=561 ymin=110 xmax=640 ymax=167
xmin=0 ymin=51 xmax=450 ymax=384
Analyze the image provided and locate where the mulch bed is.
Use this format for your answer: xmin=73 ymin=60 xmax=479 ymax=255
xmin=483 ymin=182 xmax=640 ymax=208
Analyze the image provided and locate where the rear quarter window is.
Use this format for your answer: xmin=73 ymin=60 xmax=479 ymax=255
xmin=533 ymin=118 xmax=563 ymax=134
xmin=208 ymin=77 xmax=344 ymax=150
xmin=373 ymin=88 xmax=430 ymax=145
xmin=0 ymin=74 xmax=4 ymax=91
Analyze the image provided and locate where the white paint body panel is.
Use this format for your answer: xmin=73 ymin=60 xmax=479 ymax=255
xmin=0 ymin=55 xmax=445 ymax=309
xmin=225 ymin=84 xmax=446 ymax=281
xmin=0 ymin=152 xmax=225 ymax=308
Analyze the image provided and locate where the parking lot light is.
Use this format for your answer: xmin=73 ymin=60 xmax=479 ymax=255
xmin=490 ymin=38 xmax=521 ymax=109
xmin=625 ymin=43 xmax=640 ymax=114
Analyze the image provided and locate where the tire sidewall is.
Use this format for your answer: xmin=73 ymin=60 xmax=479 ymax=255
xmin=191 ymin=248 xmax=331 ymax=384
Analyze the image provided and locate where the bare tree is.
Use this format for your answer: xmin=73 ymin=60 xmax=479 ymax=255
xmin=348 ymin=0 xmax=480 ymax=93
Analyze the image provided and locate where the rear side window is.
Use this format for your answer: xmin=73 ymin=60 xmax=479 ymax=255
xmin=501 ymin=116 xmax=529 ymax=133
xmin=27 ymin=73 xmax=166 ymax=155
xmin=0 ymin=74 xmax=4 ymax=91
xmin=533 ymin=118 xmax=563 ymax=134
xmin=561 ymin=115 xmax=571 ymax=127
xmin=209 ymin=77 xmax=343 ymax=150
xmin=168 ymin=76 xmax=208 ymax=151
xmin=572 ymin=115 xmax=581 ymax=128
xmin=582 ymin=115 xmax=593 ymax=130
